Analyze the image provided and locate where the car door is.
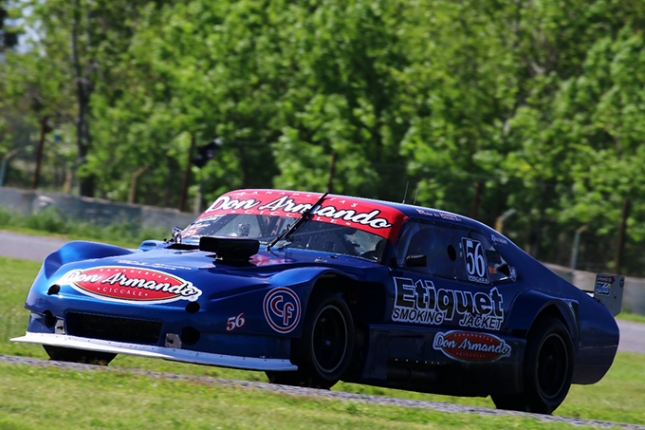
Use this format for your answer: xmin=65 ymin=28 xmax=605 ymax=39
xmin=388 ymin=220 xmax=513 ymax=333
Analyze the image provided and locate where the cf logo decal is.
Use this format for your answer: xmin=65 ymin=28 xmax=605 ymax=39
xmin=263 ymin=287 xmax=301 ymax=333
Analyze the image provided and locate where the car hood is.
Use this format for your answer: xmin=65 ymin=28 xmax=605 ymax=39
xmin=43 ymin=243 xmax=384 ymax=305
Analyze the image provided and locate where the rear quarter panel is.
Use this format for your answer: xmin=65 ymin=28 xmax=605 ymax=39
xmin=494 ymin=237 xmax=620 ymax=385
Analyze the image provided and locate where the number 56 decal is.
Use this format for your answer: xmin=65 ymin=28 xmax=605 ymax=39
xmin=461 ymin=238 xmax=489 ymax=284
xmin=226 ymin=312 xmax=246 ymax=332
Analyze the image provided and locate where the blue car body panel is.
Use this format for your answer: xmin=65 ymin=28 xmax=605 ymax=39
xmin=13 ymin=189 xmax=621 ymax=397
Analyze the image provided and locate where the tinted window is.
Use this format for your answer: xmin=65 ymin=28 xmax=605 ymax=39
xmin=396 ymin=221 xmax=458 ymax=279
xmin=396 ymin=221 xmax=514 ymax=284
xmin=457 ymin=230 xmax=513 ymax=284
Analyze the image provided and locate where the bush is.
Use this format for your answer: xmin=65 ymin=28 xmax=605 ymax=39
xmin=0 ymin=206 xmax=20 ymax=226
xmin=24 ymin=208 xmax=68 ymax=234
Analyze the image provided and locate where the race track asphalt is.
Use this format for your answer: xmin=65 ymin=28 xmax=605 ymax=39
xmin=1 ymin=230 xmax=643 ymax=354
xmin=0 ymin=230 xmax=70 ymax=261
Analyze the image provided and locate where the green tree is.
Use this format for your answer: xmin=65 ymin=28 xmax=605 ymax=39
xmin=395 ymin=0 xmax=520 ymax=227
xmin=6 ymin=0 xmax=176 ymax=197
xmin=0 ymin=5 xmax=74 ymax=188
xmin=502 ymin=2 xmax=645 ymax=267
xmin=0 ymin=0 xmax=19 ymax=53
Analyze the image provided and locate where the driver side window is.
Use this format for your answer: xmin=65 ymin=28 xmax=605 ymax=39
xmin=395 ymin=221 xmax=457 ymax=279
xmin=395 ymin=222 xmax=515 ymax=284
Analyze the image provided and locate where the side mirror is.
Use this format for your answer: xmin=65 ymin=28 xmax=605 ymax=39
xmin=172 ymin=226 xmax=183 ymax=244
xmin=405 ymin=254 xmax=427 ymax=268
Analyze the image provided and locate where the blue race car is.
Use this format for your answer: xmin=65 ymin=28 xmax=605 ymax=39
xmin=13 ymin=189 xmax=623 ymax=414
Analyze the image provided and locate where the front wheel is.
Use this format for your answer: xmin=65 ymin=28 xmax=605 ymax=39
xmin=43 ymin=345 xmax=116 ymax=365
xmin=492 ymin=317 xmax=573 ymax=414
xmin=267 ymin=291 xmax=354 ymax=389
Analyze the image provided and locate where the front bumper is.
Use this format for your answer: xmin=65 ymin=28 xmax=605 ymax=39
xmin=11 ymin=332 xmax=297 ymax=371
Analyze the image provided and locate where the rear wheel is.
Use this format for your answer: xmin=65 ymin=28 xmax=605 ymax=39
xmin=43 ymin=345 xmax=116 ymax=365
xmin=267 ymin=291 xmax=354 ymax=389
xmin=492 ymin=317 xmax=573 ymax=414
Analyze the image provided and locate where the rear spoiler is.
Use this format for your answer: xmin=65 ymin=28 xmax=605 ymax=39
xmin=593 ymin=274 xmax=624 ymax=316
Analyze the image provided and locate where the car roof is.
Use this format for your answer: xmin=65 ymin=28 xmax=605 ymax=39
xmin=228 ymin=188 xmax=498 ymax=235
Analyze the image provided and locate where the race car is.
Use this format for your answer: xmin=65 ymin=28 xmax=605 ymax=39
xmin=12 ymin=189 xmax=623 ymax=414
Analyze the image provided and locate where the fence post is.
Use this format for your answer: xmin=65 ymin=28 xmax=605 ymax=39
xmin=570 ymin=224 xmax=588 ymax=271
xmin=32 ymin=116 xmax=49 ymax=189
xmin=179 ymin=132 xmax=196 ymax=212
xmin=615 ymin=198 xmax=631 ymax=273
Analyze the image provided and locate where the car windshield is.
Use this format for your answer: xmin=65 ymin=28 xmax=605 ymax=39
xmin=181 ymin=213 xmax=387 ymax=261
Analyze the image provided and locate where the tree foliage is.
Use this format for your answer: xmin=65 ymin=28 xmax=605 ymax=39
xmin=3 ymin=0 xmax=645 ymax=274
xmin=0 ymin=0 xmax=19 ymax=51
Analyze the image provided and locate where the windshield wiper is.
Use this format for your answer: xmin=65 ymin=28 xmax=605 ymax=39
xmin=267 ymin=192 xmax=328 ymax=251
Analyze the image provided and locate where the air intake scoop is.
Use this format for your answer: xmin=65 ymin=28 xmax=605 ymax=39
xmin=199 ymin=236 xmax=260 ymax=261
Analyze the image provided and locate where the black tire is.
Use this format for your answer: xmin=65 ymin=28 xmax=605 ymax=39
xmin=492 ymin=317 xmax=573 ymax=414
xmin=43 ymin=345 xmax=116 ymax=365
xmin=267 ymin=291 xmax=355 ymax=389
xmin=490 ymin=394 xmax=527 ymax=412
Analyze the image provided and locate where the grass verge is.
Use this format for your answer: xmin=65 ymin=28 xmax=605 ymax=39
xmin=616 ymin=312 xmax=645 ymax=324
xmin=0 ymin=362 xmax=604 ymax=430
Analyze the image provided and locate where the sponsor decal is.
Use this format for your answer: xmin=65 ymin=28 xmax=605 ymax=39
xmin=461 ymin=238 xmax=489 ymax=284
xmin=416 ymin=209 xmax=436 ymax=217
xmin=181 ymin=222 xmax=210 ymax=239
xmin=596 ymin=275 xmax=614 ymax=296
xmin=249 ymin=254 xmax=292 ymax=266
xmin=115 ymin=259 xmax=193 ymax=271
xmin=491 ymin=235 xmax=508 ymax=246
xmin=60 ymin=266 xmax=202 ymax=304
xmin=226 ymin=312 xmax=246 ymax=332
xmin=199 ymin=190 xmax=405 ymax=239
xmin=263 ymin=287 xmax=301 ymax=333
xmin=433 ymin=331 xmax=512 ymax=362
xmin=415 ymin=209 xmax=462 ymax=222
xmin=392 ymin=277 xmax=504 ymax=330
xmin=439 ymin=212 xmax=462 ymax=222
